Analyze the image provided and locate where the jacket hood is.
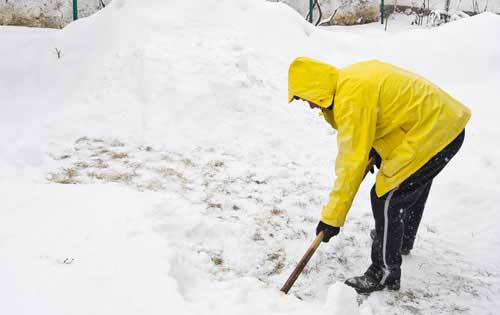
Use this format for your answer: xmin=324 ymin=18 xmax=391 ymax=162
xmin=288 ymin=57 xmax=338 ymax=108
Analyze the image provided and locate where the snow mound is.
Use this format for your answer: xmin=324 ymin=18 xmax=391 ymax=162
xmin=2 ymin=1 xmax=500 ymax=176
xmin=325 ymin=282 xmax=374 ymax=315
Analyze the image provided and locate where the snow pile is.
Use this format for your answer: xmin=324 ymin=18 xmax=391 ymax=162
xmin=1 ymin=0 xmax=500 ymax=314
xmin=325 ymin=282 xmax=373 ymax=315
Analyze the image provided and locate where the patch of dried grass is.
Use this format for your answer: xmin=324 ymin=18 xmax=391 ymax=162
xmin=90 ymin=159 xmax=109 ymax=169
xmin=74 ymin=161 xmax=90 ymax=169
xmin=137 ymin=179 xmax=164 ymax=191
xmin=110 ymin=151 xmax=129 ymax=159
xmin=87 ymin=171 xmax=107 ymax=181
xmin=154 ymin=167 xmax=186 ymax=182
xmin=49 ymin=168 xmax=80 ymax=184
xmin=1 ymin=12 xmax=64 ymax=29
xmin=270 ymin=207 xmax=283 ymax=216
xmin=267 ymin=250 xmax=285 ymax=275
xmin=211 ymin=255 xmax=224 ymax=266
xmin=326 ymin=3 xmax=379 ymax=26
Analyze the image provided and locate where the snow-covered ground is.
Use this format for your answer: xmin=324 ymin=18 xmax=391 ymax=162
xmin=1 ymin=0 xmax=499 ymax=314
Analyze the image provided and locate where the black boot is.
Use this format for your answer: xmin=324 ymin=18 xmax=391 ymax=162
xmin=345 ymin=273 xmax=400 ymax=294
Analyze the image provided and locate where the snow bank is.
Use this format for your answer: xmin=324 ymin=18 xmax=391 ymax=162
xmin=0 ymin=182 xmax=189 ymax=315
xmin=1 ymin=0 xmax=500 ymax=314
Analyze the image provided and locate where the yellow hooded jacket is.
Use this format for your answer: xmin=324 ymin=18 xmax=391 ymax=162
xmin=288 ymin=57 xmax=471 ymax=227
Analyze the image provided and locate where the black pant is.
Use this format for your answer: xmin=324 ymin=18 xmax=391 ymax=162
xmin=367 ymin=130 xmax=465 ymax=285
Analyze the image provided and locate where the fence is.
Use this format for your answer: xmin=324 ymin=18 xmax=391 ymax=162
xmin=280 ymin=0 xmax=499 ymax=26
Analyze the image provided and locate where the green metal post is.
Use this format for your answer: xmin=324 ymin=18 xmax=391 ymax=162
xmin=73 ymin=0 xmax=78 ymax=21
xmin=309 ymin=0 xmax=313 ymax=23
xmin=380 ymin=0 xmax=384 ymax=24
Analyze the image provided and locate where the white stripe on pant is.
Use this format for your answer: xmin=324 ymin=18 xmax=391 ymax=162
xmin=380 ymin=188 xmax=396 ymax=285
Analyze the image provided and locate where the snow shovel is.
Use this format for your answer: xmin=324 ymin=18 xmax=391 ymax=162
xmin=280 ymin=157 xmax=376 ymax=294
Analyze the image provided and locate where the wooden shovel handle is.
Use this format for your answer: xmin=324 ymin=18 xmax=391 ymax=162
xmin=363 ymin=156 xmax=376 ymax=180
xmin=280 ymin=231 xmax=324 ymax=294
xmin=280 ymin=157 xmax=375 ymax=294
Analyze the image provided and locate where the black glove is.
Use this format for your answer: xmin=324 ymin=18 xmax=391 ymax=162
xmin=316 ymin=221 xmax=340 ymax=243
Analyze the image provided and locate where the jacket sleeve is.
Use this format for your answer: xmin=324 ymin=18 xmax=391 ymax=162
xmin=321 ymin=81 xmax=378 ymax=227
